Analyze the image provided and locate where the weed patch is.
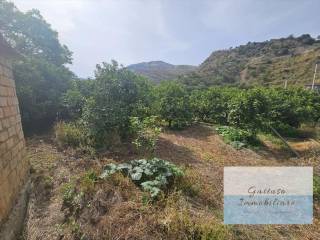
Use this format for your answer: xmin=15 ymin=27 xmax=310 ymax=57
xmin=216 ymin=126 xmax=259 ymax=149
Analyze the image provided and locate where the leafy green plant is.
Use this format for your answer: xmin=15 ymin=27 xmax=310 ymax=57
xmin=216 ymin=126 xmax=258 ymax=149
xmin=61 ymin=182 xmax=77 ymax=207
xmin=130 ymin=116 xmax=162 ymax=154
xmin=100 ymin=158 xmax=184 ymax=197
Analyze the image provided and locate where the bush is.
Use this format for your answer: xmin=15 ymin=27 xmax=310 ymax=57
xmin=100 ymin=158 xmax=184 ymax=198
xmin=130 ymin=116 xmax=162 ymax=154
xmin=54 ymin=121 xmax=87 ymax=148
xmin=216 ymin=126 xmax=259 ymax=149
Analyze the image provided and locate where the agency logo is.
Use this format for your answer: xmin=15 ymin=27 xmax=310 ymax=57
xmin=224 ymin=167 xmax=313 ymax=224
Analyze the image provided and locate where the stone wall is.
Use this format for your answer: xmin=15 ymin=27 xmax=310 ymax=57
xmin=0 ymin=52 xmax=29 ymax=226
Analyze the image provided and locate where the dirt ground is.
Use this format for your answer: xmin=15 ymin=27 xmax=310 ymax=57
xmin=21 ymin=124 xmax=320 ymax=240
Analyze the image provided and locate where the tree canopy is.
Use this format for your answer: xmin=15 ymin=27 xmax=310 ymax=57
xmin=0 ymin=0 xmax=74 ymax=133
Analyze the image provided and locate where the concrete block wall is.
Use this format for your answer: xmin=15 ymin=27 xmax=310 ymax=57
xmin=0 ymin=54 xmax=29 ymax=225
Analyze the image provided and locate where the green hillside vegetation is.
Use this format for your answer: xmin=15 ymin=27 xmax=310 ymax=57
xmin=127 ymin=61 xmax=197 ymax=84
xmin=180 ymin=34 xmax=320 ymax=88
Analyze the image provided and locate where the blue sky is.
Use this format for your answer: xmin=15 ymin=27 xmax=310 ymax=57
xmin=13 ymin=0 xmax=320 ymax=78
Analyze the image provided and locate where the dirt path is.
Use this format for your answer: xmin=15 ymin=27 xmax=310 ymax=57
xmin=22 ymin=139 xmax=73 ymax=240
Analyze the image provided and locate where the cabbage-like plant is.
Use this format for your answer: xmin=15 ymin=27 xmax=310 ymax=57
xmin=100 ymin=158 xmax=184 ymax=197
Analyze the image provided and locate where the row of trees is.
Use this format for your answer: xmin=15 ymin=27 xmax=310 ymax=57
xmin=59 ymin=61 xmax=320 ymax=151
xmin=60 ymin=61 xmax=191 ymax=149
xmin=191 ymin=87 xmax=320 ymax=135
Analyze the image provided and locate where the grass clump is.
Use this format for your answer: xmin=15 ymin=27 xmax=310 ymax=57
xmin=175 ymin=169 xmax=201 ymax=198
xmin=54 ymin=121 xmax=96 ymax=156
xmin=175 ymin=168 xmax=220 ymax=208
xmin=100 ymin=158 xmax=184 ymax=198
xmin=80 ymin=170 xmax=98 ymax=194
xmin=160 ymin=193 xmax=230 ymax=240
xmin=43 ymin=175 xmax=54 ymax=189
xmin=61 ymin=182 xmax=77 ymax=207
xmin=55 ymin=121 xmax=87 ymax=148
xmin=258 ymin=133 xmax=286 ymax=147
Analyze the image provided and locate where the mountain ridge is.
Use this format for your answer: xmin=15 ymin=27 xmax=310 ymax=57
xmin=180 ymin=34 xmax=320 ymax=88
xmin=127 ymin=34 xmax=320 ymax=88
xmin=127 ymin=61 xmax=197 ymax=83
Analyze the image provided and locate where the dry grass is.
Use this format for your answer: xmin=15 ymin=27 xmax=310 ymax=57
xmin=22 ymin=124 xmax=320 ymax=240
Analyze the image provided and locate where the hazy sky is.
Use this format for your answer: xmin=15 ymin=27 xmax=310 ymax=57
xmin=12 ymin=0 xmax=320 ymax=78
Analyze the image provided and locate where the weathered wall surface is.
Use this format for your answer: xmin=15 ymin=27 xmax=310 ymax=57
xmin=0 ymin=53 xmax=29 ymax=226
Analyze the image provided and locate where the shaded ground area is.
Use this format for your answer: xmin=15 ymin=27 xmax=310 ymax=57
xmin=22 ymin=124 xmax=320 ymax=240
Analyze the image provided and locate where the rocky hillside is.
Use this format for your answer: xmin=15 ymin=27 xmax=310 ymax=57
xmin=180 ymin=34 xmax=320 ymax=88
xmin=127 ymin=61 xmax=197 ymax=83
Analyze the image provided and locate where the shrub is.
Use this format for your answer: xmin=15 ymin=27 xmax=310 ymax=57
xmin=130 ymin=116 xmax=162 ymax=154
xmin=216 ymin=126 xmax=259 ymax=149
xmin=100 ymin=158 xmax=184 ymax=198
